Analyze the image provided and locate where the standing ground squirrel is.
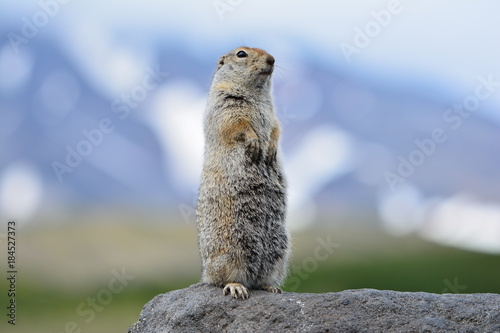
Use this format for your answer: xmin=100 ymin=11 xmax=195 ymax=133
xmin=196 ymin=46 xmax=290 ymax=299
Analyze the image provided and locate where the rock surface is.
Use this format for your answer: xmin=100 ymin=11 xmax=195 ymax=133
xmin=128 ymin=283 xmax=500 ymax=333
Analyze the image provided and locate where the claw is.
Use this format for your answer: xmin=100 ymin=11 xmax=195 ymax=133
xmin=223 ymin=283 xmax=249 ymax=299
xmin=262 ymin=285 xmax=282 ymax=294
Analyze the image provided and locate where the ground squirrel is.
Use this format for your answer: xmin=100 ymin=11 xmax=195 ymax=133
xmin=196 ymin=47 xmax=290 ymax=299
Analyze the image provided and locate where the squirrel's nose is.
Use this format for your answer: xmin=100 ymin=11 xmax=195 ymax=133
xmin=266 ymin=55 xmax=275 ymax=66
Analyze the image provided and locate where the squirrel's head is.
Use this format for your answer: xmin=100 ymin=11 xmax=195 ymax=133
xmin=213 ymin=47 xmax=275 ymax=95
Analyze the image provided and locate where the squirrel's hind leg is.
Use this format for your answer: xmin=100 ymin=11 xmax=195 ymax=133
xmin=260 ymin=285 xmax=282 ymax=294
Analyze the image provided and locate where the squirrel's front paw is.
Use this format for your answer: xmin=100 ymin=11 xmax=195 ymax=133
xmin=245 ymin=138 xmax=261 ymax=162
xmin=223 ymin=283 xmax=249 ymax=299
xmin=266 ymin=147 xmax=277 ymax=165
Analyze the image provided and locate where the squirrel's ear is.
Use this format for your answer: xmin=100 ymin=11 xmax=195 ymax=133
xmin=217 ymin=56 xmax=225 ymax=70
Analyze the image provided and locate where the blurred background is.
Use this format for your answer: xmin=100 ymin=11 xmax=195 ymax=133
xmin=1 ymin=0 xmax=500 ymax=332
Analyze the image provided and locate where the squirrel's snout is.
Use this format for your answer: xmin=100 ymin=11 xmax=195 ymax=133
xmin=259 ymin=55 xmax=275 ymax=75
xmin=266 ymin=55 xmax=275 ymax=66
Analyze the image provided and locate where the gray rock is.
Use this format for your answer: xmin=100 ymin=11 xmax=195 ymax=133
xmin=128 ymin=283 xmax=500 ymax=333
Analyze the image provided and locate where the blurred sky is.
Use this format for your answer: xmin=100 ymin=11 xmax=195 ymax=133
xmin=2 ymin=0 xmax=500 ymax=97
xmin=1 ymin=0 xmax=500 ymax=253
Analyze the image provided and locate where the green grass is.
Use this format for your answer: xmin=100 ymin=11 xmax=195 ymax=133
xmin=284 ymin=227 xmax=500 ymax=294
xmin=284 ymin=248 xmax=500 ymax=294
xmin=9 ymin=279 xmax=199 ymax=333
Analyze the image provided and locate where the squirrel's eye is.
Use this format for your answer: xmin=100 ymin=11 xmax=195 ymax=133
xmin=236 ymin=50 xmax=248 ymax=58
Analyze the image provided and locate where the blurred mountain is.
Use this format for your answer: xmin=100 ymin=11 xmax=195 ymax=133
xmin=1 ymin=36 xmax=499 ymax=252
